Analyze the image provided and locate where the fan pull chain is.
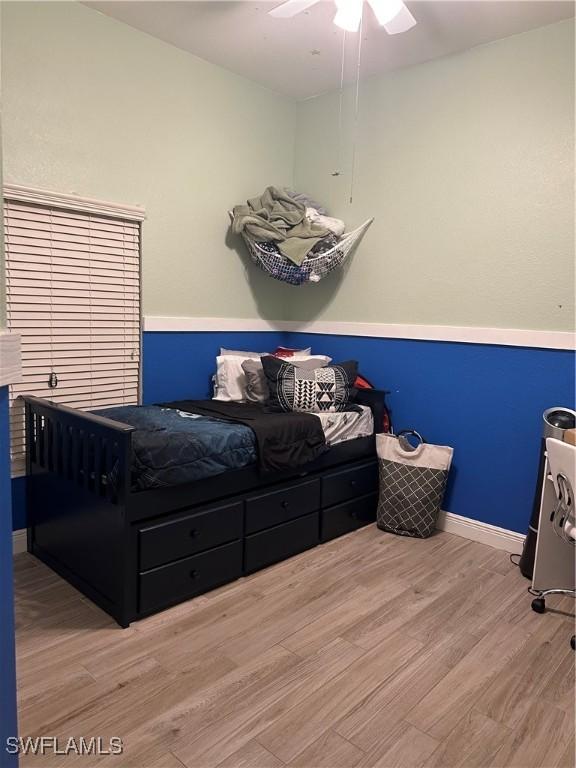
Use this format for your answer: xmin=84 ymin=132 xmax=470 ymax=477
xmin=48 ymin=209 xmax=56 ymax=389
xmin=332 ymin=29 xmax=347 ymax=177
xmin=349 ymin=5 xmax=364 ymax=204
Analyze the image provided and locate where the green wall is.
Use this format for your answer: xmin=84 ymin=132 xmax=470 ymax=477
xmin=1 ymin=1 xmax=295 ymax=320
xmin=293 ymin=20 xmax=575 ymax=330
xmin=2 ymin=6 xmax=573 ymax=331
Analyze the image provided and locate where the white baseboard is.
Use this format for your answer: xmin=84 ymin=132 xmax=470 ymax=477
xmin=12 ymin=529 xmax=27 ymax=555
xmin=437 ymin=511 xmax=525 ymax=553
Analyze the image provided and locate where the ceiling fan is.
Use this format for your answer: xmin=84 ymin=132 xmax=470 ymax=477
xmin=269 ymin=0 xmax=417 ymax=34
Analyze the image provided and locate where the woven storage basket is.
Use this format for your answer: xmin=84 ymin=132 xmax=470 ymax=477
xmin=376 ymin=431 xmax=454 ymax=539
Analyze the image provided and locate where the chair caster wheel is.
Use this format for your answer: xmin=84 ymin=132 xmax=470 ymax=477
xmin=531 ymin=597 xmax=546 ymax=613
xmin=571 ymin=635 xmax=575 ymax=651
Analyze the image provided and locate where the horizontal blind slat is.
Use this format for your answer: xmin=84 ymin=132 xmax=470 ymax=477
xmin=6 ymin=281 xmax=139 ymax=298
xmin=8 ymin=255 xmax=140 ymax=273
xmin=7 ymin=244 xmax=140 ymax=258
xmin=21 ymin=353 xmax=140 ymax=365
xmin=22 ymin=362 xmax=141 ymax=375
xmin=9 ymin=304 xmax=139 ymax=316
xmin=12 ymin=376 xmax=139 ymax=391
xmin=4 ymin=204 xmax=140 ymax=227
xmin=5 ymin=218 xmax=140 ymax=238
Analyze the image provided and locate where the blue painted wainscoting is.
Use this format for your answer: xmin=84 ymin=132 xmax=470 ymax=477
xmin=12 ymin=328 xmax=575 ymax=539
xmin=142 ymin=330 xmax=287 ymax=403
xmin=1 ymin=387 xmax=18 ymax=766
xmin=283 ymin=332 xmax=575 ymax=534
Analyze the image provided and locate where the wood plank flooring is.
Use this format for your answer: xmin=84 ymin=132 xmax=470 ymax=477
xmin=13 ymin=527 xmax=575 ymax=768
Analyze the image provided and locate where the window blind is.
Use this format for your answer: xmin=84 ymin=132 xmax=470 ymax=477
xmin=5 ymin=195 xmax=142 ymax=475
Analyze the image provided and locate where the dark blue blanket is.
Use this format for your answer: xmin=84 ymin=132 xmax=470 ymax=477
xmin=95 ymin=405 xmax=256 ymax=490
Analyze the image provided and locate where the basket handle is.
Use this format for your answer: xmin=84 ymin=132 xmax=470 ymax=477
xmin=397 ymin=429 xmax=425 ymax=445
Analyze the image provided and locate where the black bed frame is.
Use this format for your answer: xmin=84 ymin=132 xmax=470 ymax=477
xmin=23 ymin=391 xmax=386 ymax=627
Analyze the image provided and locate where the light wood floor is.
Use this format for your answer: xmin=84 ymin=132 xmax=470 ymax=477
xmin=14 ymin=527 xmax=575 ymax=768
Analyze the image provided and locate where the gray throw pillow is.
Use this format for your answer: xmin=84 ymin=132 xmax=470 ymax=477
xmin=241 ymin=358 xmax=269 ymax=403
xmin=242 ymin=357 xmax=330 ymax=404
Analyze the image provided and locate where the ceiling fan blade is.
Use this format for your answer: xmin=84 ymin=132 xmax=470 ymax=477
xmin=382 ymin=3 xmax=417 ymax=34
xmin=268 ymin=0 xmax=321 ymax=18
xmin=333 ymin=0 xmax=363 ymax=32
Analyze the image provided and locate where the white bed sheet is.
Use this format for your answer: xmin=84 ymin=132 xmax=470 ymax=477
xmin=315 ymin=405 xmax=374 ymax=446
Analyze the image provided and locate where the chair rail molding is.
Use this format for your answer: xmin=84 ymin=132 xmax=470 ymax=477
xmin=143 ymin=316 xmax=575 ymax=351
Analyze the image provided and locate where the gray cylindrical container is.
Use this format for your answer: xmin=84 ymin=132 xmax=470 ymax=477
xmin=542 ymin=407 xmax=576 ymax=439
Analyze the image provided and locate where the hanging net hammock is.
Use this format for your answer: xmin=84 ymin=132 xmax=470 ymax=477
xmin=232 ymin=216 xmax=373 ymax=286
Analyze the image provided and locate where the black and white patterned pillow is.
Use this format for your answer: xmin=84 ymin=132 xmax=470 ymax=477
xmin=261 ymin=356 xmax=358 ymax=413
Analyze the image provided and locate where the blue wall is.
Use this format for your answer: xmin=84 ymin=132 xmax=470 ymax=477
xmin=142 ymin=331 xmax=287 ymax=403
xmin=1 ymin=387 xmax=18 ymax=766
xmin=13 ymin=329 xmax=575 ymax=537
xmin=144 ymin=328 xmax=575 ymax=533
xmin=285 ymin=332 xmax=575 ymax=534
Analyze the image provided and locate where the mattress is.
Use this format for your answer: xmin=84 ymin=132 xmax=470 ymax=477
xmin=97 ymin=403 xmax=374 ymax=491
xmin=96 ymin=405 xmax=257 ymax=490
xmin=315 ymin=405 xmax=374 ymax=446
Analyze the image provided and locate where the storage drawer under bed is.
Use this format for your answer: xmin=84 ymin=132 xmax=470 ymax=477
xmin=245 ymin=477 xmax=320 ymax=534
xmin=322 ymin=460 xmax=378 ymax=507
xmin=139 ymin=540 xmax=243 ymax=614
xmin=244 ymin=511 xmax=320 ymax=573
xmin=321 ymin=493 xmax=378 ymax=542
xmin=139 ymin=500 xmax=243 ymax=571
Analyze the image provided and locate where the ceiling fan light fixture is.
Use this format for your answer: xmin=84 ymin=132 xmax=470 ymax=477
xmin=268 ymin=0 xmax=416 ymax=34
xmin=333 ymin=0 xmax=363 ymax=32
xmin=367 ymin=0 xmax=404 ymax=26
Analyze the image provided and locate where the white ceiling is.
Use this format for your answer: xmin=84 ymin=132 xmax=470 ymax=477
xmin=86 ymin=1 xmax=575 ymax=99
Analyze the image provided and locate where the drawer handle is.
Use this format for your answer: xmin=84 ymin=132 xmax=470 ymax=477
xmin=189 ymin=529 xmax=200 ymax=538
xmin=350 ymin=512 xmax=358 ymax=520
xmin=350 ymin=480 xmax=358 ymax=488
xmin=190 ymin=569 xmax=198 ymax=579
xmin=281 ymin=501 xmax=290 ymax=509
